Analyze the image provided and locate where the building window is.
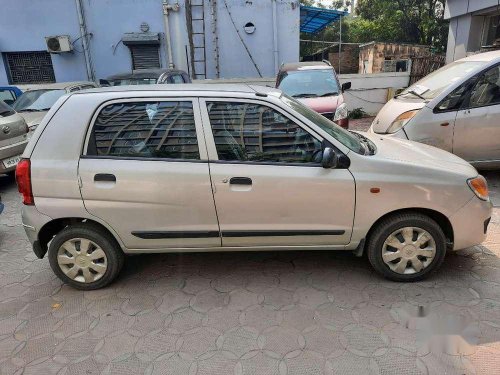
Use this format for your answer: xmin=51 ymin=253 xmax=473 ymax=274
xmin=383 ymin=59 xmax=409 ymax=72
xmin=3 ymin=51 xmax=55 ymax=84
xmin=482 ymin=14 xmax=500 ymax=48
xmin=88 ymin=101 xmax=199 ymax=160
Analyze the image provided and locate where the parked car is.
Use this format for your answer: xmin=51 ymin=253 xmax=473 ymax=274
xmin=0 ymin=86 xmax=23 ymax=106
xmin=101 ymin=69 xmax=191 ymax=86
xmin=13 ymin=81 xmax=98 ymax=131
xmin=276 ymin=61 xmax=351 ymax=129
xmin=369 ymin=50 xmax=500 ymax=169
xmin=0 ymin=101 xmax=29 ymax=175
xmin=17 ymin=84 xmax=491 ymax=289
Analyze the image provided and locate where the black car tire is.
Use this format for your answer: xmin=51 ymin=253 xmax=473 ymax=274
xmin=367 ymin=212 xmax=447 ymax=282
xmin=48 ymin=223 xmax=125 ymax=290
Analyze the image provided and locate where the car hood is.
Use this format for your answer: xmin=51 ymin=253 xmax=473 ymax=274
xmin=361 ymin=131 xmax=477 ymax=177
xmin=297 ymin=95 xmax=340 ymax=114
xmin=18 ymin=111 xmax=48 ymax=127
xmin=371 ymin=98 xmax=426 ymax=133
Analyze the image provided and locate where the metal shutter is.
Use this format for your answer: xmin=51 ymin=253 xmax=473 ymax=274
xmin=129 ymin=45 xmax=160 ymax=70
xmin=4 ymin=51 xmax=55 ymax=84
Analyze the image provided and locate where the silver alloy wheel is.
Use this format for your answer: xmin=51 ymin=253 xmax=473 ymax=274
xmin=57 ymin=238 xmax=108 ymax=283
xmin=381 ymin=227 xmax=436 ymax=275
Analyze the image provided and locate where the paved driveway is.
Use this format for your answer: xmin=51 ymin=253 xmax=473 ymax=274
xmin=0 ymin=172 xmax=499 ymax=375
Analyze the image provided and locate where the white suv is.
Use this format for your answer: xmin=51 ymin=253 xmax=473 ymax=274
xmin=17 ymin=84 xmax=492 ymax=289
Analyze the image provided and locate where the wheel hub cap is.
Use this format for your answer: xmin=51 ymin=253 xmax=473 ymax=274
xmin=57 ymin=238 xmax=108 ymax=283
xmin=381 ymin=227 xmax=436 ymax=275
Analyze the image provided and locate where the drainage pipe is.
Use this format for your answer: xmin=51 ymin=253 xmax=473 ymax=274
xmin=75 ymin=0 xmax=95 ymax=81
xmin=162 ymin=1 xmax=180 ymax=69
xmin=272 ymin=0 xmax=279 ymax=74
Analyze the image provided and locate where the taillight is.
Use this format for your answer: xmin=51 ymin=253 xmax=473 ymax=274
xmin=15 ymin=159 xmax=34 ymax=205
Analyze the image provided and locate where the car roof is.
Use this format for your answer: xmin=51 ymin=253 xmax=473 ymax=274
xmin=76 ymin=83 xmax=282 ymax=96
xmin=280 ymin=61 xmax=332 ymax=72
xmin=106 ymin=69 xmax=186 ymax=80
xmin=19 ymin=81 xmax=95 ymax=91
xmin=458 ymin=50 xmax=500 ymax=63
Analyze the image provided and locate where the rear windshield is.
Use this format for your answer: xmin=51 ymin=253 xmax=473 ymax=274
xmin=278 ymin=69 xmax=340 ymax=98
xmin=108 ymin=78 xmax=158 ymax=86
xmin=0 ymin=101 xmax=15 ymax=117
xmin=13 ymin=89 xmax=65 ymax=112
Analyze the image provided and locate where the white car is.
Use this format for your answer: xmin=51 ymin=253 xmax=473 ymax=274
xmin=17 ymin=84 xmax=491 ymax=289
xmin=369 ymin=50 xmax=500 ymax=169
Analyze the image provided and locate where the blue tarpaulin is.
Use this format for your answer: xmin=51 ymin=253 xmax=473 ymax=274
xmin=300 ymin=6 xmax=348 ymax=34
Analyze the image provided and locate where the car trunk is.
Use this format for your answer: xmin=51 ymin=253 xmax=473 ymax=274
xmin=0 ymin=111 xmax=28 ymax=148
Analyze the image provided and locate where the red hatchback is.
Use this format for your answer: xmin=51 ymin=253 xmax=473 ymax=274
xmin=276 ymin=61 xmax=351 ymax=129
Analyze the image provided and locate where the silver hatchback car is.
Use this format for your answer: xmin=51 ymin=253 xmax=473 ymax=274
xmin=18 ymin=85 xmax=492 ymax=289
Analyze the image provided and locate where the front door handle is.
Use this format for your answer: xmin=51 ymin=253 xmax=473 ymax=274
xmin=229 ymin=177 xmax=252 ymax=185
xmin=94 ymin=173 xmax=116 ymax=182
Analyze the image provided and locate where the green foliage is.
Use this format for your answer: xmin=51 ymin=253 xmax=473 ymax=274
xmin=348 ymin=107 xmax=367 ymax=119
xmin=300 ymin=0 xmax=449 ymax=54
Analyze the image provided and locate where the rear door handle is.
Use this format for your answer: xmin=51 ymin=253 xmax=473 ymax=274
xmin=94 ymin=173 xmax=116 ymax=182
xmin=229 ymin=177 xmax=252 ymax=185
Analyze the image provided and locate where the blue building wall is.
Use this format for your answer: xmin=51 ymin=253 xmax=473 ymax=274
xmin=0 ymin=0 xmax=300 ymax=84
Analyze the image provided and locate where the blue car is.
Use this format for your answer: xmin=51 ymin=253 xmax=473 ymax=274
xmin=0 ymin=86 xmax=23 ymax=106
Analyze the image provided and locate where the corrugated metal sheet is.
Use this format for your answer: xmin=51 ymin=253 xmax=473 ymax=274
xmin=129 ymin=45 xmax=160 ymax=70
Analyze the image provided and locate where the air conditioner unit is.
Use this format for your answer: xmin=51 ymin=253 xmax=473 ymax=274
xmin=45 ymin=35 xmax=72 ymax=53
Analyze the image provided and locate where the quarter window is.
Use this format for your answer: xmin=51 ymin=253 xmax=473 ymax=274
xmin=88 ymin=101 xmax=199 ymax=160
xmin=207 ymin=102 xmax=322 ymax=163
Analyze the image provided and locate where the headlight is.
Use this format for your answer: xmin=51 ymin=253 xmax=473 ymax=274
xmin=386 ymin=110 xmax=419 ymax=134
xmin=333 ymin=103 xmax=348 ymax=122
xmin=467 ymin=175 xmax=489 ymax=201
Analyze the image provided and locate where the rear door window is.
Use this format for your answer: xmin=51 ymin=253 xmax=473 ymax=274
xmin=87 ymin=101 xmax=200 ymax=160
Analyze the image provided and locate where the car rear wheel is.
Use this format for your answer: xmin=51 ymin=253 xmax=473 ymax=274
xmin=367 ymin=213 xmax=447 ymax=282
xmin=48 ymin=223 xmax=124 ymax=290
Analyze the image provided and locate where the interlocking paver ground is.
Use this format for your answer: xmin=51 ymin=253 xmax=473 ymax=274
xmin=1 ymin=171 xmax=500 ymax=374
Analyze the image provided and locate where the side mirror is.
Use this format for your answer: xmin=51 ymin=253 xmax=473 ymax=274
xmin=321 ymin=147 xmax=338 ymax=169
xmin=341 ymin=82 xmax=352 ymax=92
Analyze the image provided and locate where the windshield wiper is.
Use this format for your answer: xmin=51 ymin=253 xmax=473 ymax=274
xmin=394 ymin=90 xmax=425 ymax=100
xmin=18 ymin=108 xmax=49 ymax=112
xmin=350 ymin=131 xmax=376 ymax=155
xmin=292 ymin=93 xmax=318 ymax=98
xmin=319 ymin=92 xmax=339 ymax=97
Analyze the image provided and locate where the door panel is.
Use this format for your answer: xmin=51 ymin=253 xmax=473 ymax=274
xmin=453 ymin=64 xmax=500 ymax=163
xmin=453 ymin=105 xmax=500 ymax=162
xmin=209 ymin=163 xmax=355 ymax=246
xmin=201 ymin=98 xmax=355 ymax=247
xmin=79 ymin=159 xmax=220 ymax=249
xmin=79 ymin=98 xmax=220 ymax=249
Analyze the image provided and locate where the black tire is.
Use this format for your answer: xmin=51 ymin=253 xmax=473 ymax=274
xmin=366 ymin=213 xmax=447 ymax=282
xmin=48 ymin=223 xmax=125 ymax=290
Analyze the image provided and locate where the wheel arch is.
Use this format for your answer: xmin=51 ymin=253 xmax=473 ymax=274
xmin=362 ymin=207 xmax=454 ymax=254
xmin=37 ymin=217 xmax=125 ymax=258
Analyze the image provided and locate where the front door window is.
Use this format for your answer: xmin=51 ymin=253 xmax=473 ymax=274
xmin=206 ymin=101 xmax=323 ymax=164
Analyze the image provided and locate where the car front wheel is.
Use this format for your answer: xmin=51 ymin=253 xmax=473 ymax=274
xmin=367 ymin=213 xmax=447 ymax=282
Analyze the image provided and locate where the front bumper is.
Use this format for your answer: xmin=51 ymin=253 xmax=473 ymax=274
xmin=0 ymin=138 xmax=29 ymax=173
xmin=449 ymin=196 xmax=493 ymax=250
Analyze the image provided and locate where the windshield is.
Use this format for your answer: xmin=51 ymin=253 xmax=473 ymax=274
xmin=278 ymin=69 xmax=340 ymax=98
xmin=109 ymin=78 xmax=158 ymax=86
xmin=400 ymin=61 xmax=488 ymax=100
xmin=281 ymin=94 xmax=365 ymax=154
xmin=13 ymin=89 xmax=65 ymax=112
